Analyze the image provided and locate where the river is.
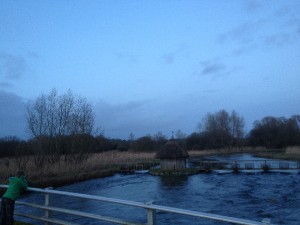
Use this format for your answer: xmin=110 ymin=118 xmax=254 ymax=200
xmin=16 ymin=154 xmax=300 ymax=225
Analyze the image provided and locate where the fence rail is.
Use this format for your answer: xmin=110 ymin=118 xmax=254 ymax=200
xmin=0 ymin=185 xmax=274 ymax=225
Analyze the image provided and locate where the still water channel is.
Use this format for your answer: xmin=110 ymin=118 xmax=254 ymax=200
xmin=17 ymin=154 xmax=300 ymax=225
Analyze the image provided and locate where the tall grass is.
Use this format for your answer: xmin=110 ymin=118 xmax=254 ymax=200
xmin=1 ymin=147 xmax=297 ymax=187
xmin=285 ymin=146 xmax=300 ymax=155
xmin=0 ymin=151 xmax=156 ymax=187
xmin=188 ymin=147 xmax=268 ymax=157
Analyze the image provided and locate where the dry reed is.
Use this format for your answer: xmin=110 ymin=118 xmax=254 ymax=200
xmin=0 ymin=151 xmax=156 ymax=186
xmin=188 ymin=147 xmax=268 ymax=157
xmin=1 ymin=147 xmax=297 ymax=187
xmin=285 ymin=146 xmax=300 ymax=155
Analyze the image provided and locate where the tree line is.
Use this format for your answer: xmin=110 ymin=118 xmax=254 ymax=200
xmin=0 ymin=90 xmax=300 ymax=159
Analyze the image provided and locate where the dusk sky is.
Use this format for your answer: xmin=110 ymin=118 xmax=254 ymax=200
xmin=1 ymin=0 xmax=299 ymax=139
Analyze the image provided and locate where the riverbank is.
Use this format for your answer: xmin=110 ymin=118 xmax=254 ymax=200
xmin=188 ymin=147 xmax=270 ymax=157
xmin=189 ymin=146 xmax=300 ymax=161
xmin=1 ymin=147 xmax=299 ymax=189
xmin=253 ymin=146 xmax=300 ymax=161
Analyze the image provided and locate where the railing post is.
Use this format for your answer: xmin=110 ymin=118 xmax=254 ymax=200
xmin=147 ymin=208 xmax=156 ymax=225
xmin=262 ymin=218 xmax=271 ymax=225
xmin=146 ymin=201 xmax=156 ymax=225
xmin=45 ymin=187 xmax=53 ymax=225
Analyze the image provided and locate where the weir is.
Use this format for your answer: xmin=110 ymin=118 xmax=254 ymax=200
xmin=0 ymin=185 xmax=275 ymax=225
xmin=197 ymin=160 xmax=300 ymax=172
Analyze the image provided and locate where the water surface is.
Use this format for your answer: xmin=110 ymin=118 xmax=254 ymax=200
xmin=16 ymin=154 xmax=300 ymax=225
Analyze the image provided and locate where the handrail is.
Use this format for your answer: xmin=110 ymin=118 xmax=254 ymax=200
xmin=0 ymin=185 xmax=274 ymax=225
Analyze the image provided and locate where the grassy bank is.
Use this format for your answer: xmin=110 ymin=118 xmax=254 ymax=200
xmin=189 ymin=146 xmax=300 ymax=161
xmin=188 ymin=147 xmax=269 ymax=157
xmin=255 ymin=146 xmax=300 ymax=161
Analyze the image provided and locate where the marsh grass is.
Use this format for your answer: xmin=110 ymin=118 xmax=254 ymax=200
xmin=1 ymin=147 xmax=299 ymax=188
xmin=254 ymin=146 xmax=300 ymax=161
xmin=188 ymin=147 xmax=268 ymax=157
xmin=285 ymin=146 xmax=300 ymax=155
xmin=0 ymin=151 xmax=156 ymax=187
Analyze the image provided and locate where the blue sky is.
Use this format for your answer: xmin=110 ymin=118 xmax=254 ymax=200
xmin=0 ymin=0 xmax=300 ymax=139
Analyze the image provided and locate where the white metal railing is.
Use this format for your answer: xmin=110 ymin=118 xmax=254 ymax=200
xmin=0 ymin=185 xmax=274 ymax=225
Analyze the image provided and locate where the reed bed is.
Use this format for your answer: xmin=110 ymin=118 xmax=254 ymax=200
xmin=0 ymin=151 xmax=156 ymax=187
xmin=285 ymin=146 xmax=300 ymax=155
xmin=188 ymin=147 xmax=268 ymax=157
xmin=1 ymin=147 xmax=298 ymax=188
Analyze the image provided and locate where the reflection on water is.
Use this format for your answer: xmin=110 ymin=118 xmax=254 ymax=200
xmin=205 ymin=153 xmax=261 ymax=161
xmin=160 ymin=175 xmax=188 ymax=187
xmin=15 ymin=154 xmax=300 ymax=225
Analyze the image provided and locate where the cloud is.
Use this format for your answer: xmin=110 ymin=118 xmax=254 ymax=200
xmin=0 ymin=90 xmax=27 ymax=138
xmin=244 ymin=0 xmax=262 ymax=13
xmin=287 ymin=16 xmax=300 ymax=36
xmin=161 ymin=43 xmax=190 ymax=65
xmin=199 ymin=59 xmax=226 ymax=76
xmin=27 ymin=51 xmax=40 ymax=59
xmin=232 ymin=44 xmax=258 ymax=56
xmin=94 ymin=99 xmax=153 ymax=134
xmin=218 ymin=11 xmax=300 ymax=56
xmin=162 ymin=53 xmax=175 ymax=64
xmin=273 ymin=4 xmax=300 ymax=41
xmin=0 ymin=82 xmax=13 ymax=88
xmin=201 ymin=63 xmax=225 ymax=76
xmin=262 ymin=33 xmax=292 ymax=47
xmin=114 ymin=52 xmax=138 ymax=63
xmin=0 ymin=53 xmax=27 ymax=80
xmin=217 ymin=21 xmax=264 ymax=45
xmin=93 ymin=99 xmax=184 ymax=139
xmin=194 ymin=58 xmax=242 ymax=79
xmin=95 ymin=99 xmax=151 ymax=117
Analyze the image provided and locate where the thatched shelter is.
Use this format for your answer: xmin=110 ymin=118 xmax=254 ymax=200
xmin=155 ymin=140 xmax=189 ymax=170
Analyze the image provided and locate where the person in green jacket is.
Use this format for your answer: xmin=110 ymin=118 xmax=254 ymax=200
xmin=1 ymin=171 xmax=28 ymax=225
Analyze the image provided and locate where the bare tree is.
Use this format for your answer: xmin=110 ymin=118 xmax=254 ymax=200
xmin=57 ymin=90 xmax=74 ymax=135
xmin=230 ymin=110 xmax=245 ymax=139
xmin=230 ymin=111 xmax=245 ymax=147
xmin=152 ymin=131 xmax=167 ymax=141
xmin=27 ymin=94 xmax=48 ymax=137
xmin=26 ymin=89 xmax=94 ymax=137
xmin=70 ymin=96 xmax=94 ymax=134
xmin=128 ymin=132 xmax=135 ymax=141
xmin=26 ymin=89 xmax=95 ymax=169
xmin=201 ymin=109 xmax=245 ymax=148
xmin=175 ymin=129 xmax=187 ymax=139
xmin=202 ymin=110 xmax=244 ymax=137
xmin=202 ymin=110 xmax=231 ymax=133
